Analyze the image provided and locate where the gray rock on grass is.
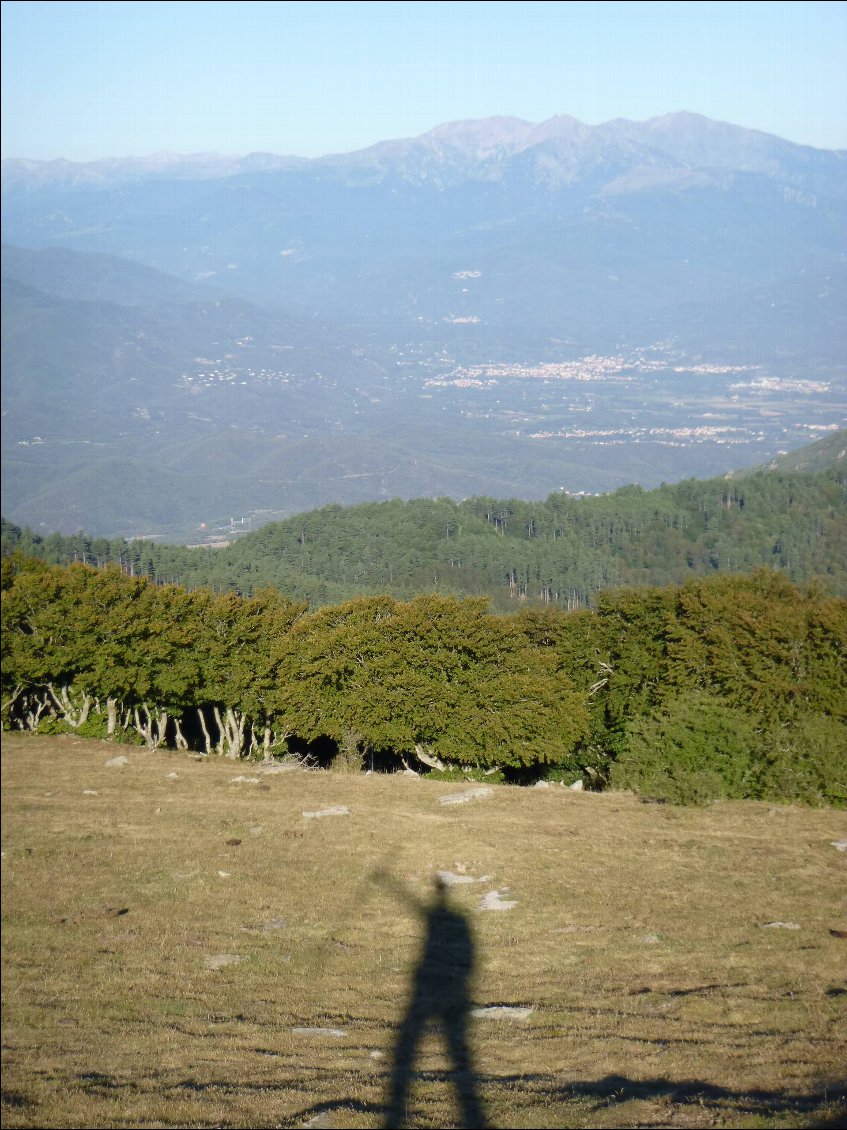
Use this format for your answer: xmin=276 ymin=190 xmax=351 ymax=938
xmin=437 ymin=869 xmax=493 ymax=886
xmin=205 ymin=953 xmax=246 ymax=970
xmin=300 ymin=1112 xmax=335 ymax=1129
xmin=437 ymin=870 xmax=477 ymax=886
xmin=439 ymin=786 xmax=494 ymax=806
xmin=471 ymin=1005 xmax=534 ymax=1021
xmin=479 ymin=889 xmax=517 ymax=911
xmin=303 ymin=805 xmax=350 ymax=819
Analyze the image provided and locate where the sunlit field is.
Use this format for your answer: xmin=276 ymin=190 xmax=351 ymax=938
xmin=2 ymin=734 xmax=845 ymax=1129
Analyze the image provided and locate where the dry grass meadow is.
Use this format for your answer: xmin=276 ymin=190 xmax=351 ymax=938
xmin=1 ymin=733 xmax=846 ymax=1129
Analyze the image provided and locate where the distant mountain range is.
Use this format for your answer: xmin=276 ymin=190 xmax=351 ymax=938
xmin=5 ymin=112 xmax=846 ymax=191
xmin=2 ymin=114 xmax=845 ymax=539
xmin=4 ymin=111 xmax=845 ymax=358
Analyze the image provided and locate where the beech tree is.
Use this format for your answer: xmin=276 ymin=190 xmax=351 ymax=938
xmin=272 ymin=594 xmax=400 ymax=764
xmin=193 ymin=587 xmax=306 ymax=757
xmin=665 ymin=571 xmax=847 ymax=721
xmin=3 ymin=556 xmax=843 ymax=803
xmin=273 ymin=594 xmax=587 ymax=769
xmin=609 ymin=690 xmax=761 ymax=805
xmin=1 ymin=562 xmax=202 ymax=746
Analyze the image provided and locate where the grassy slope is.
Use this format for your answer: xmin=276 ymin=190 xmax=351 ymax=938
xmin=751 ymin=431 xmax=847 ymax=476
xmin=1 ymin=734 xmax=845 ymax=1129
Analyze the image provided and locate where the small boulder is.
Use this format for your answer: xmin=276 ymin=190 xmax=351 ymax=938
xmin=437 ymin=870 xmax=478 ymax=886
xmin=205 ymin=953 xmax=245 ymax=970
xmin=302 ymin=805 xmax=350 ymax=819
xmin=471 ymin=1005 xmax=534 ymax=1021
xmin=301 ymin=1112 xmax=335 ymax=1129
xmin=479 ymin=889 xmax=517 ymax=911
xmin=439 ymin=787 xmax=494 ymax=807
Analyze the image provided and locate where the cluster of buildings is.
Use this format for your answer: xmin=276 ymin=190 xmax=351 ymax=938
xmin=528 ymin=425 xmax=767 ymax=446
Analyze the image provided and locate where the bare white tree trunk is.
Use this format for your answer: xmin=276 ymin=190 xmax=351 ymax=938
xmin=413 ymin=743 xmax=448 ymax=771
xmin=18 ymin=693 xmax=49 ymax=731
xmin=132 ymin=704 xmax=168 ymax=749
xmin=2 ymin=685 xmax=24 ymax=718
xmin=197 ymin=708 xmax=213 ymax=756
xmin=589 ymin=662 xmax=613 ymax=698
xmin=106 ymin=698 xmax=118 ymax=738
xmin=212 ymin=705 xmax=247 ymax=759
xmin=172 ymin=717 xmax=189 ymax=750
xmin=262 ymin=725 xmax=289 ymax=761
xmin=247 ymin=725 xmax=289 ymax=761
xmin=47 ymin=683 xmax=92 ymax=728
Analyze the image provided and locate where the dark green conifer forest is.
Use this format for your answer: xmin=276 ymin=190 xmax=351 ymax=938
xmin=3 ymin=463 xmax=846 ymax=610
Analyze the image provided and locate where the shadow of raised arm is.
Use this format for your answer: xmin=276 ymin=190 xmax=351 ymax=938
xmin=371 ymin=867 xmax=429 ymax=917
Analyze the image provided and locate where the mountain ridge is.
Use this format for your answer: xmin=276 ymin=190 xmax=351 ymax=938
xmin=4 ymin=111 xmax=845 ymax=191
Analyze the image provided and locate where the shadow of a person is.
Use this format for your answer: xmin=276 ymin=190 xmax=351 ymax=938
xmin=383 ymin=875 xmax=488 ymax=1129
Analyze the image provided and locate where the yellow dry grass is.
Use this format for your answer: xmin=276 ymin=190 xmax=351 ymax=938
xmin=1 ymin=733 xmax=845 ymax=1129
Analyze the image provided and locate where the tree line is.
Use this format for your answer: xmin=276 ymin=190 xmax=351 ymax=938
xmin=3 ymin=465 xmax=844 ymax=611
xmin=3 ymin=556 xmax=844 ymax=806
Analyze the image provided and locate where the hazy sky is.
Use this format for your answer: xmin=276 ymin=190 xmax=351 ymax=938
xmin=2 ymin=0 xmax=845 ymax=161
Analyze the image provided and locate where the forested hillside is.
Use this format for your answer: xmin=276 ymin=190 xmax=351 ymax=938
xmin=3 ymin=459 xmax=845 ymax=609
xmin=2 ymin=558 xmax=844 ymax=806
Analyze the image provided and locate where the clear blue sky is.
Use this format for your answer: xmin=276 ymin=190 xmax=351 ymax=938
xmin=2 ymin=0 xmax=845 ymax=161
